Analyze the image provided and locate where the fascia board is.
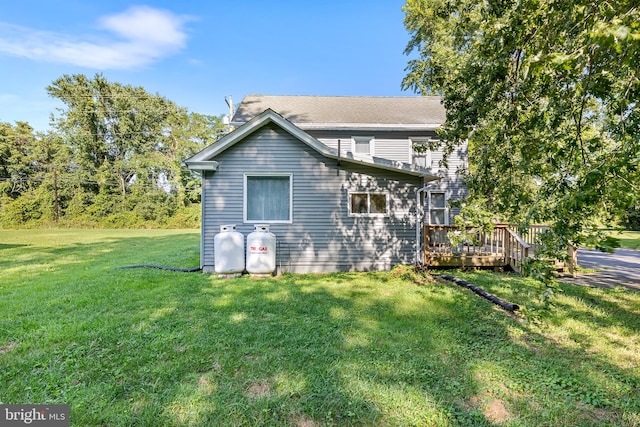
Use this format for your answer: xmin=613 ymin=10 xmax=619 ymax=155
xmin=185 ymin=109 xmax=333 ymax=163
xmin=186 ymin=109 xmax=336 ymax=163
xmin=184 ymin=114 xmax=271 ymax=163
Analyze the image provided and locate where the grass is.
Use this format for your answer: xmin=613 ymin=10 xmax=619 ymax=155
xmin=1 ymin=229 xmax=639 ymax=426
xmin=609 ymin=230 xmax=640 ymax=250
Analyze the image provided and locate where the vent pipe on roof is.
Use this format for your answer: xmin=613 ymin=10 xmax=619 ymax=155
xmin=224 ymin=96 xmax=234 ymax=131
xmin=224 ymin=96 xmax=234 ymax=117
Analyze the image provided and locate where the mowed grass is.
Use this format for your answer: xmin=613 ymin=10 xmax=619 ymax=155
xmin=610 ymin=230 xmax=640 ymax=250
xmin=1 ymin=230 xmax=639 ymax=426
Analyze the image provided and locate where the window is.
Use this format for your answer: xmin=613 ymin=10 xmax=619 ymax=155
xmin=244 ymin=174 xmax=292 ymax=223
xmin=349 ymin=192 xmax=388 ymax=216
xmin=410 ymin=137 xmax=434 ymax=168
xmin=428 ymin=191 xmax=447 ymax=225
xmin=412 ymin=151 xmax=431 ymax=168
xmin=352 ymin=136 xmax=374 ymax=156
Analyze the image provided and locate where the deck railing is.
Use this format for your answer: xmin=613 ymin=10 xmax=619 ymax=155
xmin=505 ymin=228 xmax=532 ymax=274
xmin=424 ymin=224 xmax=546 ymax=273
xmin=425 ymin=225 xmax=508 ymax=255
xmin=509 ymin=224 xmax=549 ymax=247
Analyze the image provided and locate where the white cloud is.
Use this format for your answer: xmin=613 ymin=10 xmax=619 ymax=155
xmin=0 ymin=6 xmax=189 ymax=69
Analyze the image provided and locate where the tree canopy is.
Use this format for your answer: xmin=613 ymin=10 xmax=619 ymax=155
xmin=403 ymin=0 xmax=640 ymax=253
xmin=0 ymin=73 xmax=225 ymax=228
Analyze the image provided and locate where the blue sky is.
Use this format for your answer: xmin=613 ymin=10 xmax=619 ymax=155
xmin=0 ymin=0 xmax=417 ymax=132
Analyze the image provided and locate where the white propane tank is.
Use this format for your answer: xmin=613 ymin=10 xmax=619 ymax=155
xmin=214 ymin=224 xmax=245 ymax=277
xmin=246 ymin=224 xmax=276 ymax=276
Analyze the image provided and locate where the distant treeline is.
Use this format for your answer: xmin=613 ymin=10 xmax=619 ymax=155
xmin=0 ymin=74 xmax=226 ymax=228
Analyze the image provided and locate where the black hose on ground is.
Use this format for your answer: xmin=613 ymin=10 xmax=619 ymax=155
xmin=118 ymin=265 xmax=202 ymax=273
xmin=435 ymin=274 xmax=519 ymax=312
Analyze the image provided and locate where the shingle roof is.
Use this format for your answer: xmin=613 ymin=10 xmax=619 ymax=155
xmin=231 ymin=95 xmax=445 ymax=130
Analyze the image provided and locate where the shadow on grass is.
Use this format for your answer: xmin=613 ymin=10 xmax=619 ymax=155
xmin=1 ymin=232 xmax=639 ymax=426
xmin=106 ymin=272 xmax=509 ymax=426
xmin=0 ymin=243 xmax=29 ymax=250
xmin=552 ymin=283 xmax=640 ymax=334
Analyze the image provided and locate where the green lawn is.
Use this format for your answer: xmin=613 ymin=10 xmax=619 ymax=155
xmin=609 ymin=230 xmax=640 ymax=250
xmin=1 ymin=229 xmax=639 ymax=426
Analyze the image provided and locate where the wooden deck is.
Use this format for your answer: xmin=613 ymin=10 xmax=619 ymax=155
xmin=424 ymin=225 xmax=550 ymax=274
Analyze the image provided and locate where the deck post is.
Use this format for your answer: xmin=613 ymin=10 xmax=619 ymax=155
xmin=504 ymin=229 xmax=511 ymax=268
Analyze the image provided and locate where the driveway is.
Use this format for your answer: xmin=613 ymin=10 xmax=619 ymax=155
xmin=560 ymin=248 xmax=640 ymax=291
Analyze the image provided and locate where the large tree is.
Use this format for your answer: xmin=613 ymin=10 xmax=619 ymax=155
xmin=47 ymin=73 xmax=225 ymax=223
xmin=403 ymin=0 xmax=640 ymax=254
xmin=0 ymin=74 xmax=225 ymax=227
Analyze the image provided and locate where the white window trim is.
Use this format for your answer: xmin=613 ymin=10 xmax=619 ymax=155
xmin=410 ymin=137 xmax=434 ymax=168
xmin=427 ymin=191 xmax=448 ymax=225
xmin=351 ymin=136 xmax=375 ymax=158
xmin=243 ymin=173 xmax=293 ymax=224
xmin=348 ymin=191 xmax=389 ymax=217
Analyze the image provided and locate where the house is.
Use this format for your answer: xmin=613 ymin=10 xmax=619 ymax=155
xmin=184 ymin=95 xmax=468 ymax=274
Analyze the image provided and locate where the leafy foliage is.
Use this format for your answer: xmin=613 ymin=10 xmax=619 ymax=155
xmin=621 ymin=202 xmax=640 ymax=230
xmin=448 ymin=198 xmax=500 ymax=247
xmin=403 ymin=0 xmax=640 ymax=253
xmin=0 ymin=74 xmax=225 ymax=228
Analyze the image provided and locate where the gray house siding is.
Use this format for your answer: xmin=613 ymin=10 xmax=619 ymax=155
xmin=304 ymin=129 xmax=468 ymax=225
xmin=201 ymin=123 xmax=422 ymax=273
xmin=373 ymin=138 xmax=411 ymax=163
xmin=310 ymin=130 xmax=434 ymax=164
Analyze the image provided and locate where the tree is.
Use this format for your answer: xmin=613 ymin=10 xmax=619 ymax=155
xmin=0 ymin=121 xmax=36 ymax=198
xmin=47 ymin=73 xmax=225 ymax=224
xmin=0 ymin=122 xmax=72 ymax=225
xmin=152 ymin=111 xmax=227 ymax=206
xmin=403 ymin=0 xmax=640 ymax=257
xmin=48 ymin=74 xmax=182 ymax=198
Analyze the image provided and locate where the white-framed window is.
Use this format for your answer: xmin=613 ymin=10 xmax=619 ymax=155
xmin=352 ymin=136 xmax=375 ymax=157
xmin=349 ymin=192 xmax=388 ymax=216
xmin=244 ymin=174 xmax=292 ymax=223
xmin=428 ymin=191 xmax=448 ymax=225
xmin=410 ymin=137 xmax=435 ymax=168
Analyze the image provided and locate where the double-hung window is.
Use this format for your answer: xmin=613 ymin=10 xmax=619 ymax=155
xmin=349 ymin=192 xmax=388 ymax=216
xmin=428 ymin=191 xmax=447 ymax=225
xmin=244 ymin=174 xmax=292 ymax=223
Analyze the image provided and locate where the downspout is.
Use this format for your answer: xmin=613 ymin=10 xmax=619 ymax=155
xmin=200 ymin=170 xmax=206 ymax=271
xmin=416 ymin=186 xmax=428 ymax=265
